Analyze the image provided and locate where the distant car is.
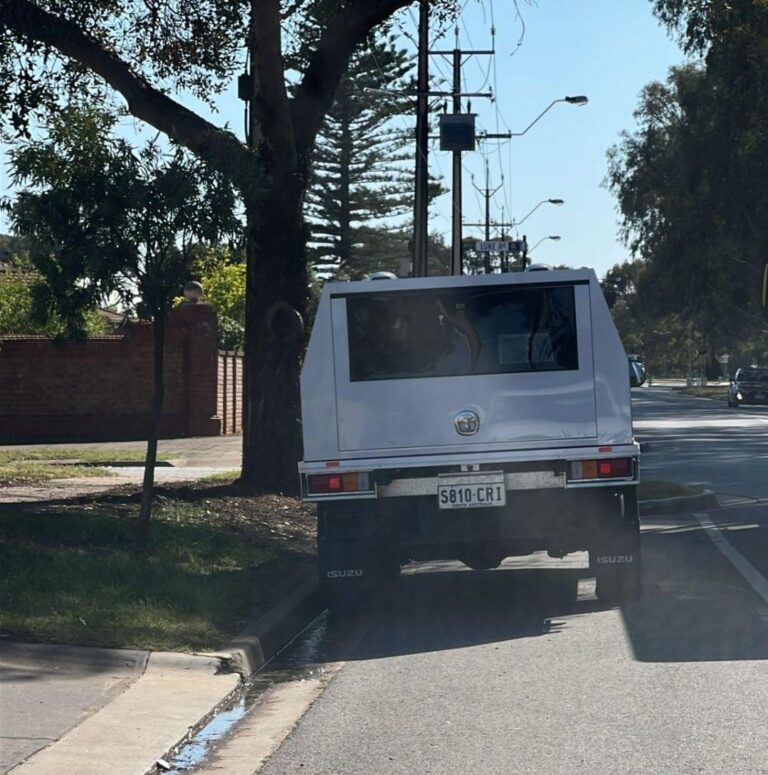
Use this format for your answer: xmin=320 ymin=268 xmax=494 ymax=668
xmin=728 ymin=367 xmax=768 ymax=407
xmin=628 ymin=354 xmax=646 ymax=388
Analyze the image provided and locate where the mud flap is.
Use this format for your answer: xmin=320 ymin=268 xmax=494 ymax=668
xmin=317 ymin=503 xmax=399 ymax=610
xmin=592 ymin=488 xmax=642 ymax=603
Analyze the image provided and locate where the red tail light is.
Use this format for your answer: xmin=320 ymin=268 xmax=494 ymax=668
xmin=307 ymin=471 xmax=371 ymax=494
xmin=571 ymin=458 xmax=632 ymax=480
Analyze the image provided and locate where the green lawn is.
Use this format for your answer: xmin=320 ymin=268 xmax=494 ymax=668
xmin=0 ymin=447 xmax=164 ymax=464
xmin=675 ymin=385 xmax=728 ymax=399
xmin=0 ymin=462 xmax=116 ymax=484
xmin=0 ymin=487 xmax=316 ymax=651
xmin=0 ymin=447 xmax=173 ymax=484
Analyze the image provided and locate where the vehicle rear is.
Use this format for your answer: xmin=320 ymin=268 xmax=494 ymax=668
xmin=299 ymin=269 xmax=641 ymax=607
xmin=729 ymin=367 xmax=768 ymax=406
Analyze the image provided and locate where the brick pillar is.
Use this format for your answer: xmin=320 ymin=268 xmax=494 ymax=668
xmin=169 ymin=302 xmax=222 ymax=437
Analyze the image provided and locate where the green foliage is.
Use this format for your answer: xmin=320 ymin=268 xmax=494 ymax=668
xmin=7 ymin=107 xmax=239 ymax=334
xmin=0 ymin=233 xmax=28 ymax=261
xmin=307 ymin=25 xmax=415 ymax=277
xmin=606 ymin=60 xmax=768 ymax=370
xmin=603 ymin=259 xmax=768 ymax=378
xmin=198 ymin=248 xmax=246 ymax=350
xmin=0 ymin=1 xmax=247 ymax=139
xmin=0 ymin=257 xmax=106 ymax=336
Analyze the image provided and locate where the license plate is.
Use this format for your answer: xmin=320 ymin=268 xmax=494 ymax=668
xmin=755 ymin=393 xmax=765 ymax=400
xmin=437 ymin=473 xmax=506 ymax=510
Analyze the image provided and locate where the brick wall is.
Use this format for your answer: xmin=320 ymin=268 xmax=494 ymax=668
xmin=0 ymin=303 xmax=223 ymax=443
xmin=217 ymin=350 xmax=243 ymax=435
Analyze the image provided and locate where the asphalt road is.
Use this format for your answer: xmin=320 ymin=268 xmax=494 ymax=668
xmin=633 ymin=386 xmax=768 ymax=499
xmin=202 ymin=387 xmax=768 ymax=774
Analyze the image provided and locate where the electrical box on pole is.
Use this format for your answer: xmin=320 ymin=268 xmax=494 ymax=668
xmin=439 ymin=114 xmax=476 ymax=152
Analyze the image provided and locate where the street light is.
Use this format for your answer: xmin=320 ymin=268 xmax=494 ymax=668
xmin=512 ymin=198 xmax=565 ymax=227
xmin=528 ymin=235 xmax=562 ymax=254
xmin=482 ymin=95 xmax=589 ymax=139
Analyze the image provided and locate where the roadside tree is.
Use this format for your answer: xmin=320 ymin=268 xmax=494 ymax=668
xmin=307 ymin=25 xmax=414 ymax=278
xmin=0 ymin=0 xmax=455 ymax=492
xmin=8 ymin=108 xmax=239 ymax=550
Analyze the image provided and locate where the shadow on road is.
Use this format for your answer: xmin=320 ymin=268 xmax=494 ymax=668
xmin=274 ymin=566 xmax=606 ymax=670
xmin=274 ymin=514 xmax=768 ymax=673
xmin=622 ymin=517 xmax=768 ymax=662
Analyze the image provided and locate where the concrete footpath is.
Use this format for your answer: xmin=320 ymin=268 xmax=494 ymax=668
xmin=0 ymin=578 xmax=320 ymax=775
xmin=0 ymin=644 xmax=239 ymax=775
xmin=0 ymin=435 xmax=244 ymax=504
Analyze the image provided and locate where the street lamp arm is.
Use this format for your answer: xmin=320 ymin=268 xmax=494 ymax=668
xmin=510 ymin=198 xmax=564 ymax=227
xmin=528 ymin=235 xmax=562 ymax=254
xmin=509 ymin=95 xmax=588 ymax=137
xmin=509 ymin=99 xmax=560 ymax=137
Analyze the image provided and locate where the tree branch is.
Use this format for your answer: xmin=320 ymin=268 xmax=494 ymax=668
xmin=0 ymin=0 xmax=258 ymax=198
xmin=291 ymin=0 xmax=413 ymax=159
xmin=251 ymin=0 xmax=296 ymax=172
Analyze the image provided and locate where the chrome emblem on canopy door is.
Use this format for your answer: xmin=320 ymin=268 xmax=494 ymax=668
xmin=454 ymin=410 xmax=480 ymax=436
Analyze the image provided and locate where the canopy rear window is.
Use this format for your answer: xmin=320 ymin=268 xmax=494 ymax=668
xmin=347 ymin=285 xmax=579 ymax=382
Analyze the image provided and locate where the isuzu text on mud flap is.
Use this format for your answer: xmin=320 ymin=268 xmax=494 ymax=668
xmin=298 ymin=269 xmax=641 ymax=609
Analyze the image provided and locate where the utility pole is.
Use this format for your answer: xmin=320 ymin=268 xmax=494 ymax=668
xmin=412 ymin=0 xmax=429 ymax=278
xmin=451 ymin=47 xmax=463 ymax=276
xmin=426 ymin=35 xmax=493 ymax=275
xmin=468 ymin=160 xmax=503 ymax=272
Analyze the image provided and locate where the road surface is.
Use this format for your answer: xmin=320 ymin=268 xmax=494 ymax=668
xmin=191 ymin=387 xmax=768 ymax=775
xmin=633 ymin=386 xmax=768 ymax=499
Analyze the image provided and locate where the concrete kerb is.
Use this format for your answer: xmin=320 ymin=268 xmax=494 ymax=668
xmin=221 ymin=576 xmax=322 ymax=678
xmin=641 ymin=489 xmax=720 ymax=516
xmin=8 ymin=576 xmax=322 ymax=775
xmin=148 ymin=576 xmax=322 ymax=774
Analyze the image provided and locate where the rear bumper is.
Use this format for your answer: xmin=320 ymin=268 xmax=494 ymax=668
xmin=299 ymin=444 xmax=639 ymax=502
xmin=299 ymin=442 xmax=639 ymax=476
xmin=319 ymin=485 xmax=638 ymax=559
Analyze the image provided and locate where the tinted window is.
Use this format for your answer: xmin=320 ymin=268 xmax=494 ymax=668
xmin=347 ymin=285 xmax=579 ymax=382
xmin=737 ymin=369 xmax=768 ymax=382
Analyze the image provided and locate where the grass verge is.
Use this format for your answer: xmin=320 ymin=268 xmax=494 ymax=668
xmin=0 ymin=447 xmax=174 ymax=485
xmin=200 ymin=469 xmax=240 ymax=485
xmin=0 ymin=483 xmax=316 ymax=651
xmin=0 ymin=462 xmax=116 ymax=484
xmin=674 ymin=385 xmax=728 ymax=399
xmin=640 ymin=480 xmax=705 ymax=501
xmin=0 ymin=447 xmax=173 ymax=464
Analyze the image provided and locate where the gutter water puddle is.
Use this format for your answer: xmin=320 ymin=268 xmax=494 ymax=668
xmin=164 ymin=613 xmax=332 ymax=773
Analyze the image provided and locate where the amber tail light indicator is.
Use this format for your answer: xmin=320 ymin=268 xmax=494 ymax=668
xmin=307 ymin=472 xmax=371 ymax=494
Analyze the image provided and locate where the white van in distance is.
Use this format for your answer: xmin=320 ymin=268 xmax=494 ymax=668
xmin=299 ymin=268 xmax=640 ymax=608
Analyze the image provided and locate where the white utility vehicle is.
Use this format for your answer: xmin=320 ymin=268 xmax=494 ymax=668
xmin=299 ymin=269 xmax=641 ymax=607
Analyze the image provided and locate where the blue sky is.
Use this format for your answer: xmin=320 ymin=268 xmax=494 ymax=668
xmin=427 ymin=0 xmax=687 ymax=276
xmin=1 ymin=0 xmax=685 ymax=279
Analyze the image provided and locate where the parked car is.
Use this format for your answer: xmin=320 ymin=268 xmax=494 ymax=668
xmin=628 ymin=354 xmax=646 ymax=387
xmin=728 ymin=367 xmax=768 ymax=407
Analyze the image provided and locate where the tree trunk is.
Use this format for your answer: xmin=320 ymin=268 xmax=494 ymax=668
xmin=240 ymin=179 xmax=308 ymax=493
xmin=134 ymin=310 xmax=166 ymax=552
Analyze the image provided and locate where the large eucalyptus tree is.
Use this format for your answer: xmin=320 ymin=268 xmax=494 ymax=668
xmin=0 ymin=0 xmax=449 ymax=491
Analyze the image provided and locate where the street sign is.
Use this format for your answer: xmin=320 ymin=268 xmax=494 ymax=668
xmin=476 ymin=240 xmax=511 ymax=253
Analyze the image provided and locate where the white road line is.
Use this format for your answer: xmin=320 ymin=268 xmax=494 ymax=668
xmin=693 ymin=511 xmax=768 ymax=605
